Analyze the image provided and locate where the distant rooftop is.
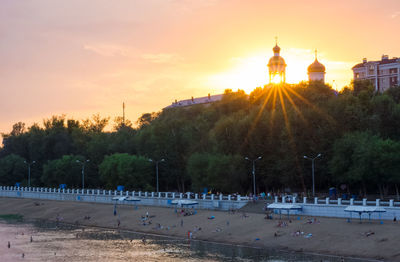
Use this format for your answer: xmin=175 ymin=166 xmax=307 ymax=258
xmin=353 ymin=55 xmax=400 ymax=69
xmin=164 ymin=94 xmax=224 ymax=109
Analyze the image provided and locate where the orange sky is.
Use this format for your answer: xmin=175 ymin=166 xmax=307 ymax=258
xmin=1 ymin=0 xmax=400 ymax=136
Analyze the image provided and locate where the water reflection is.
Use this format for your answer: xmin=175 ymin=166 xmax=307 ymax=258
xmin=0 ymin=221 xmax=371 ymax=262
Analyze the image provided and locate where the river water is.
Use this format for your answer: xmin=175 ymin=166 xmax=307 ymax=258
xmin=0 ymin=220 xmax=371 ymax=262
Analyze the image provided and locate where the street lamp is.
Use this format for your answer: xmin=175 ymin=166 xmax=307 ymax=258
xmin=148 ymin=158 xmax=165 ymax=193
xmin=76 ymin=159 xmax=90 ymax=190
xmin=23 ymin=160 xmax=36 ymax=187
xmin=245 ymin=156 xmax=262 ymax=196
xmin=304 ymin=153 xmax=322 ymax=197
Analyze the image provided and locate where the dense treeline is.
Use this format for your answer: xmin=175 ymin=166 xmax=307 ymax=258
xmin=1 ymin=81 xmax=400 ymax=197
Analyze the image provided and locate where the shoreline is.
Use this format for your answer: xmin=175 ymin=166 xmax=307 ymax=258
xmin=2 ymin=219 xmax=379 ymax=262
xmin=0 ymin=197 xmax=397 ymax=261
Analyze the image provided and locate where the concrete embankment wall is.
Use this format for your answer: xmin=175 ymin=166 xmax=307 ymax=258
xmin=0 ymin=186 xmax=248 ymax=211
xmin=1 ymin=186 xmax=400 ymax=220
xmin=272 ymin=196 xmax=400 ymax=221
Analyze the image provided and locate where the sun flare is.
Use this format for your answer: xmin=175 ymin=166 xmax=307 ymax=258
xmin=206 ymin=49 xmax=316 ymax=94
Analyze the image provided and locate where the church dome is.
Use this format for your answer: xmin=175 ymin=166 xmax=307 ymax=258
xmin=268 ymin=55 xmax=286 ymax=67
xmin=273 ymin=44 xmax=281 ymax=53
xmin=308 ymin=59 xmax=325 ymax=73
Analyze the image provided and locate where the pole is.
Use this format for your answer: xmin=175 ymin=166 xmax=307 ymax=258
xmin=82 ymin=164 xmax=85 ymax=190
xmin=28 ymin=165 xmax=31 ymax=188
xmin=312 ymin=159 xmax=315 ymax=197
xmin=245 ymin=156 xmax=261 ymax=197
xmin=304 ymin=154 xmax=321 ymax=197
xmin=252 ymin=160 xmax=256 ymax=196
xmin=156 ymin=161 xmax=159 ymax=193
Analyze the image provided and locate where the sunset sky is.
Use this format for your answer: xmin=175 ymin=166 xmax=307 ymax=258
xmin=1 ymin=0 xmax=400 ymax=136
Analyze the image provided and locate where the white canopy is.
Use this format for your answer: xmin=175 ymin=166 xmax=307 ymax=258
xmin=267 ymin=203 xmax=302 ymax=210
xmin=112 ymin=196 xmax=127 ymax=201
xmin=171 ymin=200 xmax=198 ymax=206
xmin=125 ymin=197 xmax=141 ymax=202
xmin=344 ymin=206 xmax=386 ymax=213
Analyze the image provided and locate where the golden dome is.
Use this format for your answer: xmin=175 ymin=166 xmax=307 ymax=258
xmin=308 ymin=59 xmax=325 ymax=73
xmin=268 ymin=55 xmax=286 ymax=67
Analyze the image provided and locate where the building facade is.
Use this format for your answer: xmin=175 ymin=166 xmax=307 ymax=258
xmin=352 ymin=55 xmax=400 ymax=92
xmin=164 ymin=94 xmax=224 ymax=109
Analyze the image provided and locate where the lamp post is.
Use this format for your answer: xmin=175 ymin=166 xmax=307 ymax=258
xmin=304 ymin=154 xmax=322 ymax=197
xmin=76 ymin=159 xmax=90 ymax=190
xmin=148 ymin=158 xmax=165 ymax=193
xmin=23 ymin=160 xmax=36 ymax=187
xmin=245 ymin=156 xmax=262 ymax=197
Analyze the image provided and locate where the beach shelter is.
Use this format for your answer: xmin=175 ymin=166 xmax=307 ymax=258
xmin=171 ymin=200 xmax=199 ymax=214
xmin=125 ymin=196 xmax=141 ymax=209
xmin=344 ymin=206 xmax=386 ymax=223
xmin=267 ymin=203 xmax=302 ymax=220
xmin=112 ymin=196 xmax=128 ymax=215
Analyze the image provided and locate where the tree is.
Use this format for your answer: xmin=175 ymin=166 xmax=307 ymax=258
xmin=42 ymin=155 xmax=86 ymax=187
xmin=0 ymin=154 xmax=26 ymax=185
xmin=99 ymin=153 xmax=152 ymax=190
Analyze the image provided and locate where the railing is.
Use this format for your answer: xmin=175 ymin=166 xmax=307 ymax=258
xmin=0 ymin=186 xmax=244 ymax=202
xmin=273 ymin=195 xmax=398 ymax=207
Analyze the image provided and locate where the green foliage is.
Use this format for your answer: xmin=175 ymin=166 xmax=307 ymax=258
xmin=0 ymin=214 xmax=24 ymax=222
xmin=2 ymin=81 xmax=400 ymax=195
xmin=187 ymin=153 xmax=245 ymax=193
xmin=0 ymin=154 xmax=26 ymax=185
xmin=99 ymin=153 xmax=152 ymax=190
xmin=42 ymin=155 xmax=86 ymax=187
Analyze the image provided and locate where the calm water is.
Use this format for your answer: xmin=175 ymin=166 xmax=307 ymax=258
xmin=0 ymin=220 xmax=374 ymax=262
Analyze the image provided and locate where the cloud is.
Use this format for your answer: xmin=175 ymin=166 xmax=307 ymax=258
xmin=391 ymin=11 xmax=400 ymax=19
xmin=83 ymin=44 xmax=134 ymax=57
xmin=140 ymin=53 xmax=183 ymax=64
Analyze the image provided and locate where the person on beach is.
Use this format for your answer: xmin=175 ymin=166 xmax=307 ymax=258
xmin=8 ymin=241 xmax=10 ymax=248
xmin=30 ymin=236 xmax=33 ymax=242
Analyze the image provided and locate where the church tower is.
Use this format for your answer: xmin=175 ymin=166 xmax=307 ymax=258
xmin=268 ymin=38 xmax=286 ymax=83
xmin=308 ymin=50 xmax=326 ymax=83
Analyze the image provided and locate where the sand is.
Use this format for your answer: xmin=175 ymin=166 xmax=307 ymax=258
xmin=0 ymin=197 xmax=399 ymax=261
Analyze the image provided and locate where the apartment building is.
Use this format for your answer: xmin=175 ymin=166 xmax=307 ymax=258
xmin=352 ymin=55 xmax=400 ymax=92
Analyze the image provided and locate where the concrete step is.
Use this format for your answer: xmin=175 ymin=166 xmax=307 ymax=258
xmin=239 ymin=200 xmax=271 ymax=214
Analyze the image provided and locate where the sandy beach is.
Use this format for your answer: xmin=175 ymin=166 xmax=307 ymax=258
xmin=0 ymin=198 xmax=398 ymax=261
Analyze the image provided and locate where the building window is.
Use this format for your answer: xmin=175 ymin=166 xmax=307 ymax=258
xmin=390 ymin=77 xmax=398 ymax=87
xmin=355 ymin=73 xmax=359 ymax=78
xmin=390 ymin=68 xmax=398 ymax=74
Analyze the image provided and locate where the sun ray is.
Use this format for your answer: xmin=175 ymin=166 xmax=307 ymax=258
xmin=285 ymin=87 xmax=337 ymax=125
xmin=244 ymin=86 xmax=274 ymax=140
xmin=278 ymin=86 xmax=306 ymax=192
xmin=277 ymin=86 xmax=290 ymax=135
xmin=269 ymin=86 xmax=278 ymax=134
xmin=281 ymin=86 xmax=308 ymax=124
